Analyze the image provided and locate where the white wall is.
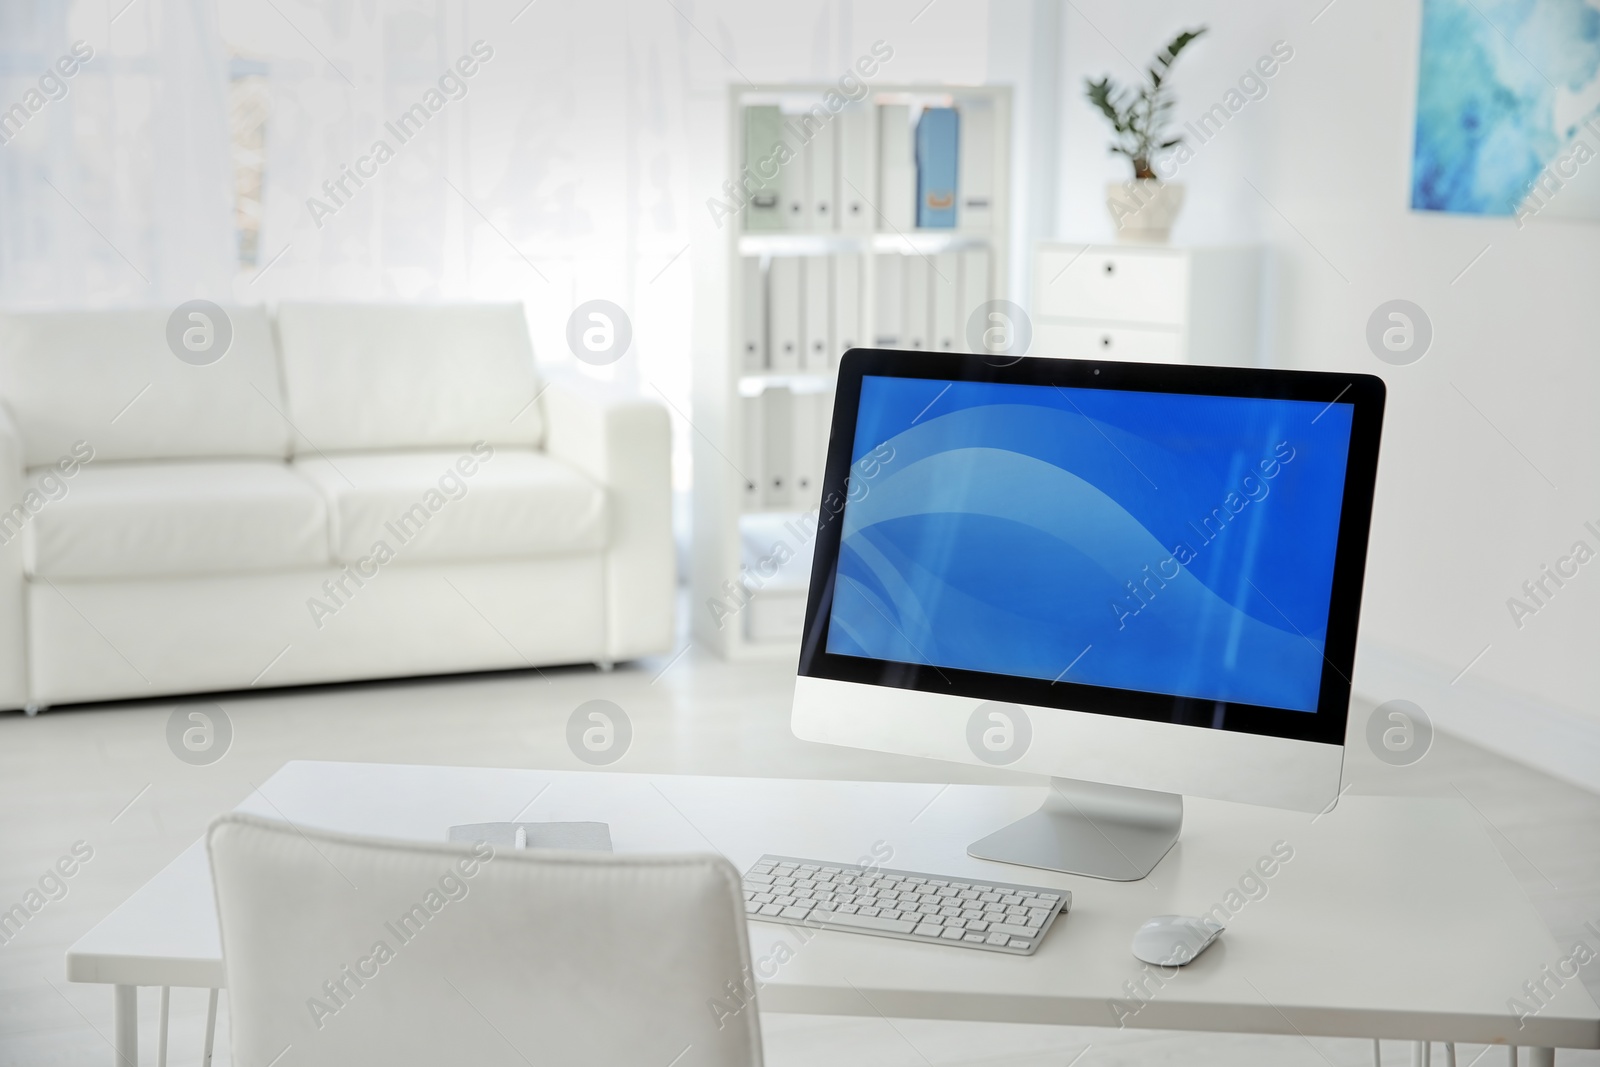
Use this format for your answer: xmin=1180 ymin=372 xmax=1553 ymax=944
xmin=1053 ymin=0 xmax=1600 ymax=786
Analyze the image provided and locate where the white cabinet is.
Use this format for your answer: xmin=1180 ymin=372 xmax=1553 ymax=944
xmin=1031 ymin=243 xmax=1263 ymax=366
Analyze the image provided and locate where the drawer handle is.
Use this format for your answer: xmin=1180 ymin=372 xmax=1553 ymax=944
xmin=1100 ymin=335 xmax=1113 ymax=348
xmin=1103 ymin=261 xmax=1115 ymax=275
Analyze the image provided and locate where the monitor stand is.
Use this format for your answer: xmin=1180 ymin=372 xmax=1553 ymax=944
xmin=967 ymin=777 xmax=1182 ymax=881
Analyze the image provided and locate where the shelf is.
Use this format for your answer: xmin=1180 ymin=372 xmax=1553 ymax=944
xmin=737 ymin=231 xmax=996 ymax=258
xmin=696 ymin=83 xmax=1013 ymax=662
xmin=737 ymin=371 xmax=836 ymax=396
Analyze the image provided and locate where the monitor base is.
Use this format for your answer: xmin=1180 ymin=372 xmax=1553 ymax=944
xmin=967 ymin=777 xmax=1183 ymax=881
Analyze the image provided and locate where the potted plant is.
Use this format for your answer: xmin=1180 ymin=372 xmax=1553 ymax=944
xmin=1085 ymin=27 xmax=1206 ymax=242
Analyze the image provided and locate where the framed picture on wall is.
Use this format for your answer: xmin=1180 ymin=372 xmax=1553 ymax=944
xmin=1410 ymin=0 xmax=1600 ymax=224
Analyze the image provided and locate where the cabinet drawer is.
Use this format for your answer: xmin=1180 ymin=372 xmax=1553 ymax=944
xmin=1035 ymin=247 xmax=1188 ymax=326
xmin=1032 ymin=322 xmax=1183 ymax=362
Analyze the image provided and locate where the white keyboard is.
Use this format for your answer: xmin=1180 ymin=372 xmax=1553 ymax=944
xmin=740 ymin=854 xmax=1070 ymax=955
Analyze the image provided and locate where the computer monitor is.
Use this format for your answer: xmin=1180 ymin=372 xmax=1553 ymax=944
xmin=792 ymin=350 xmax=1385 ymax=880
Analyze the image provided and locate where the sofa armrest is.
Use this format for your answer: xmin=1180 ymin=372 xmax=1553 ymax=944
xmin=541 ymin=373 xmax=674 ymax=661
xmin=0 ymin=400 xmax=27 ymax=708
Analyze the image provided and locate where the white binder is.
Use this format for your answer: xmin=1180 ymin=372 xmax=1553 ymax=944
xmin=903 ymin=254 xmax=930 ymax=351
xmin=762 ymin=386 xmax=793 ymax=509
xmin=740 ymin=394 xmax=764 ymax=511
xmin=932 ymin=251 xmax=959 ymax=353
xmin=960 ymin=247 xmax=992 ymax=351
xmin=803 ymin=256 xmax=832 ymax=374
xmin=769 ymin=257 xmax=803 ymax=372
xmin=785 ymin=129 xmax=811 ymax=230
xmin=838 ymin=106 xmax=874 ymax=233
xmin=873 ymin=253 xmax=904 ymax=347
xmin=741 ymin=257 xmax=766 ymax=372
xmin=743 ymin=105 xmax=788 ymax=231
xmin=833 ymin=253 xmax=863 ymax=363
xmin=877 ymin=104 xmax=915 ymax=232
xmin=807 ymin=122 xmax=836 ymax=231
xmin=790 ymin=390 xmax=821 ymax=506
xmin=958 ymin=99 xmax=994 ymax=230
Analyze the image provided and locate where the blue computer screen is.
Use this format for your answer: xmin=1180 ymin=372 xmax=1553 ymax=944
xmin=827 ymin=377 xmax=1356 ymax=712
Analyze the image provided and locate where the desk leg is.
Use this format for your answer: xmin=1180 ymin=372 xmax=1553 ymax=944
xmin=1528 ymin=1050 xmax=1553 ymax=1067
xmin=156 ymin=987 xmax=168 ymax=1067
xmin=201 ymin=989 xmax=218 ymax=1067
xmin=113 ymin=985 xmax=137 ymax=1067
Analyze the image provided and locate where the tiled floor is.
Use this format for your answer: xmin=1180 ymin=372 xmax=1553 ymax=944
xmin=1 ymin=635 xmax=1597 ymax=1066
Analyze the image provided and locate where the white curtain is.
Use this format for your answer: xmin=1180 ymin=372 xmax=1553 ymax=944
xmin=0 ymin=0 xmax=236 ymax=308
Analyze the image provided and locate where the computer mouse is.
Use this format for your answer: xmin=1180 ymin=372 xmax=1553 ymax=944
xmin=1130 ymin=914 xmax=1225 ymax=966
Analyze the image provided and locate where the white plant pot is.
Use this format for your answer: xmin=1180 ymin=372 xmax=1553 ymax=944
xmin=1106 ymin=180 xmax=1185 ymax=243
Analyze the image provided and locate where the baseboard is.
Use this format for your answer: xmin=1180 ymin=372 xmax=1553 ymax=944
xmin=1355 ymin=640 xmax=1600 ymax=795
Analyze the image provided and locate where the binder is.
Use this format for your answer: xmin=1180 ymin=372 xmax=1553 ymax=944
xmin=873 ymin=253 xmax=904 ymax=347
xmin=959 ymin=247 xmax=991 ymax=350
xmin=833 ymin=253 xmax=863 ymax=363
xmin=743 ymin=105 xmax=788 ymax=231
xmin=740 ymin=394 xmax=764 ymax=511
xmin=903 ymin=254 xmax=930 ymax=351
xmin=769 ymin=257 xmax=802 ymax=372
xmin=740 ymin=257 xmax=766 ymax=372
xmin=931 ymin=252 xmax=959 ymax=352
xmin=803 ymin=256 xmax=832 ymax=374
xmin=915 ymin=107 xmax=959 ymax=229
xmin=958 ymin=100 xmax=994 ymax=230
xmin=791 ymin=390 xmax=821 ymax=506
xmin=784 ymin=129 xmax=810 ymax=229
xmin=762 ymin=386 xmax=793 ymax=509
xmin=837 ymin=106 xmax=874 ymax=233
xmin=877 ymin=104 xmax=915 ymax=232
xmin=807 ymin=121 xmax=836 ymax=231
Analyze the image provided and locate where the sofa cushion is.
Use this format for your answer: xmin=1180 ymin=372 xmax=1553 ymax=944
xmin=21 ymin=461 xmax=329 ymax=579
xmin=0 ymin=307 xmax=290 ymax=467
xmin=293 ymin=447 xmax=606 ymax=565
xmin=276 ymin=303 xmax=543 ymax=455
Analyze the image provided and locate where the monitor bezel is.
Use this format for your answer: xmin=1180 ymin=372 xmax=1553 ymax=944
xmin=797 ymin=349 xmax=1386 ymax=749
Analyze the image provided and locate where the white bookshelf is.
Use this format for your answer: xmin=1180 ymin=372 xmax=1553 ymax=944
xmin=692 ymin=84 xmax=1013 ymax=660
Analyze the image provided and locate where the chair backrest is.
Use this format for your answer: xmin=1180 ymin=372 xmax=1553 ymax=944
xmin=0 ymin=307 xmax=288 ymax=467
xmin=208 ymin=813 xmax=763 ymax=1067
xmin=275 ymin=303 xmax=543 ymax=455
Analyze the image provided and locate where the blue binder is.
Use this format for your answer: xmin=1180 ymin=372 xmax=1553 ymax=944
xmin=915 ymin=107 xmax=960 ymax=228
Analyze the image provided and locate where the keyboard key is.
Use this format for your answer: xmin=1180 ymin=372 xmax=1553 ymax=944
xmin=915 ymin=923 xmax=944 ymax=938
xmin=1019 ymin=890 xmax=1036 ymax=898
xmin=824 ymin=911 xmax=917 ymax=935
xmin=745 ymin=873 xmax=775 ymax=885
xmin=980 ymin=892 xmax=1001 ymax=903
xmin=986 ymin=932 xmax=1010 ymax=947
xmin=781 ymin=905 xmax=812 ymax=920
xmin=759 ymin=903 xmax=782 ymax=916
xmin=964 ymin=933 xmax=987 ymax=943
xmin=988 ymin=922 xmax=1037 ymax=939
xmin=968 ymin=921 xmax=988 ymax=932
xmin=941 ymin=927 xmax=965 ymax=940
xmin=879 ymin=909 xmax=901 ymax=920
xmin=746 ymin=901 xmax=761 ymax=914
xmin=1002 ymin=894 xmax=1023 ymax=906
xmin=755 ymin=893 xmax=774 ymax=904
xmin=1039 ymin=894 xmax=1060 ymax=903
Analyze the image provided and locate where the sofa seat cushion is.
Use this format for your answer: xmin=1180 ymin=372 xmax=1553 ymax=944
xmin=22 ymin=461 xmax=330 ymax=579
xmin=293 ymin=448 xmax=606 ymax=565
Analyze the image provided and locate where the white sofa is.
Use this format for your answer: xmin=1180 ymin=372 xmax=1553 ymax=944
xmin=0 ymin=304 xmax=674 ymax=712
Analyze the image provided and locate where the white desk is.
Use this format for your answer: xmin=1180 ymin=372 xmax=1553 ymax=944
xmin=67 ymin=761 xmax=1600 ymax=1064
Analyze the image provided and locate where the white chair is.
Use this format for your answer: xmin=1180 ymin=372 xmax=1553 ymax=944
xmin=208 ymin=813 xmax=764 ymax=1067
